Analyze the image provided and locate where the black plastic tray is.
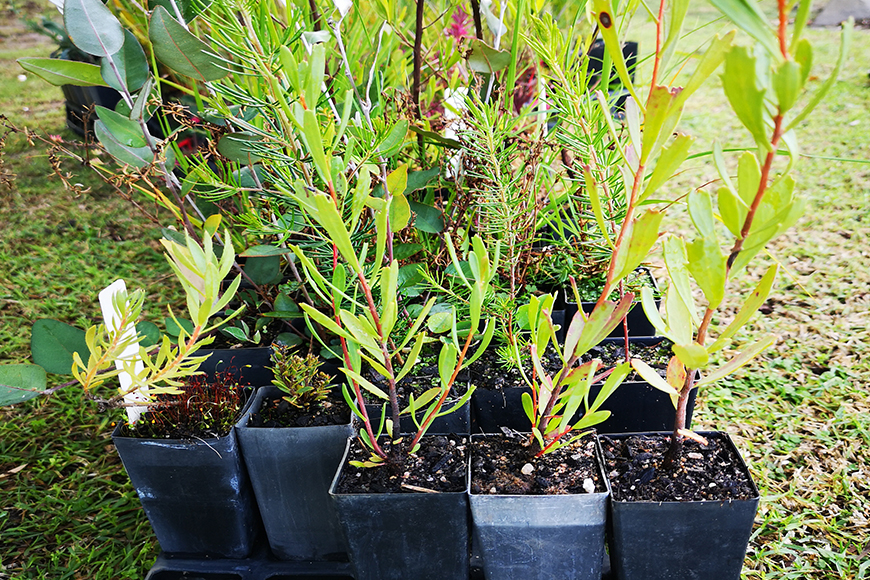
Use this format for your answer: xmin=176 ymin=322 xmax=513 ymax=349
xmin=144 ymin=543 xmax=615 ymax=580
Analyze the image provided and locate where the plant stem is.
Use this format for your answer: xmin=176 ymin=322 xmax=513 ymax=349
xmin=664 ymin=113 xmax=786 ymax=469
xmin=470 ymin=0 xmax=483 ymax=39
xmin=413 ymin=0 xmax=425 ymax=164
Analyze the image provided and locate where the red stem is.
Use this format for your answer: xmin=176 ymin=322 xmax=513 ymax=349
xmin=650 ymin=0 xmax=667 ymax=88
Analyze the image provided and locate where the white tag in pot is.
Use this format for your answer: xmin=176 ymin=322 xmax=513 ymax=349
xmin=99 ymin=279 xmax=147 ymax=425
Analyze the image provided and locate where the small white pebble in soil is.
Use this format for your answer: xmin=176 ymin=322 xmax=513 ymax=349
xmin=17 ymin=74 xmax=27 ymax=82
xmin=583 ymin=478 xmax=595 ymax=494
xmin=709 ymin=482 xmax=717 ymax=488
xmin=489 ymin=487 xmax=497 ymax=494
xmin=521 ymin=463 xmax=534 ymax=475
xmin=687 ymin=452 xmax=704 ymax=460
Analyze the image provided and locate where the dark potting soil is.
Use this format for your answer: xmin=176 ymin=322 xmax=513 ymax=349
xmin=335 ymin=435 xmax=468 ymax=494
xmin=600 ymin=433 xmax=757 ymax=502
xmin=469 ymin=339 xmax=674 ymax=392
xmin=118 ymin=381 xmax=252 ymax=440
xmin=248 ymin=393 xmax=351 ymax=428
xmin=471 ymin=432 xmax=605 ymax=495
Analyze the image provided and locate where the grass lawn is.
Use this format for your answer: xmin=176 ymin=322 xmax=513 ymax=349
xmin=1 ymin=1 xmax=869 ymax=579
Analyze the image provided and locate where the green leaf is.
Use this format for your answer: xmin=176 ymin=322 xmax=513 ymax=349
xmin=240 ymin=245 xmax=291 ymax=257
xmin=0 ymin=365 xmax=46 ymax=406
xmin=409 ymin=201 xmax=444 ymax=233
xmin=245 ymin=256 xmax=281 ymax=285
xmin=630 ymin=358 xmax=680 ymax=396
xmin=694 ymin=334 xmax=776 ymax=388
xmin=378 ymin=120 xmax=409 ymax=156
xmin=573 ymin=410 xmax=611 ymax=430
xmin=708 ymin=0 xmax=780 ymax=57
xmin=438 ymin=342 xmax=458 ymax=388
xmin=148 ymin=0 xmax=212 ymax=23
xmin=390 ymin=193 xmax=412 ymax=232
xmin=217 ymin=132 xmax=264 ymax=164
xmin=95 ymin=106 xmax=147 ymax=148
xmin=466 ymin=38 xmax=511 ymax=73
xmin=787 ymin=18 xmax=853 ymax=132
xmin=737 ymin=152 xmax=761 ymax=206
xmin=640 ymin=85 xmax=682 ymax=164
xmin=17 ymin=57 xmax=105 ymax=87
xmin=101 ymin=29 xmax=149 ymax=93
xmin=149 ymin=5 xmax=228 ymax=82
xmin=408 ymin=126 xmax=461 ymax=149
xmin=772 ymin=59 xmax=802 ymax=113
xmin=708 ymin=263 xmax=777 ymax=352
xmin=405 ymin=168 xmax=440 ymax=193
xmin=427 ymin=310 xmax=453 ymax=334
xmin=721 ymin=45 xmax=770 ymax=150
xmin=136 ymin=321 xmax=161 ymax=348
xmin=302 ymin=109 xmax=330 ymax=184
xmin=641 ymin=133 xmax=694 ymax=201
xmin=612 ymin=210 xmax=663 ymax=282
xmin=64 ymin=0 xmax=124 ymax=57
xmin=30 ymin=319 xmax=88 ymax=376
xmin=593 ymin=0 xmax=642 ymax=108
xmin=342 ymin=368 xmax=390 ymax=400
xmin=687 ymin=237 xmax=726 ymax=309
xmin=663 ymin=235 xmax=699 ymax=326
xmin=94 ymin=120 xmax=152 ymax=169
xmin=673 ymin=342 xmax=709 ymax=369
xmin=717 ymin=186 xmax=747 ymax=237
xmin=393 ymin=243 xmax=423 ymax=260
xmin=671 ymin=32 xmax=735 ymax=112
xmin=589 ymin=361 xmax=630 ymax=414
xmin=521 ymin=391 xmax=535 ymax=424
xmin=164 ymin=316 xmax=194 ymax=337
xmin=687 ymin=190 xmax=716 ymax=240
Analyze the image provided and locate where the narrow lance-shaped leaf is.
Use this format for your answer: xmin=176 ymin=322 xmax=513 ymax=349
xmin=708 ymin=0 xmax=780 ymax=57
xmin=17 ymin=57 xmax=104 ymax=87
xmin=641 ymin=133 xmax=695 ymax=202
xmin=722 ymin=45 xmax=771 ymax=151
xmin=612 ymin=210 xmax=664 ymax=282
xmin=593 ymin=0 xmax=643 ymax=110
xmin=787 ymin=18 xmax=853 ymax=131
xmin=708 ymin=263 xmax=778 ymax=352
xmin=694 ymin=334 xmax=776 ymax=388
xmin=94 ymin=120 xmax=153 ymax=169
xmin=630 ymin=358 xmax=680 ymax=396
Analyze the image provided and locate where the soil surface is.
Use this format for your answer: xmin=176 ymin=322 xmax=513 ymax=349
xmin=119 ymin=384 xmax=252 ymax=440
xmin=335 ymin=435 xmax=468 ymax=494
xmin=471 ymin=432 xmax=606 ymax=495
xmin=600 ymin=433 xmax=757 ymax=502
xmin=469 ymin=338 xmax=674 ymax=392
xmin=247 ymin=392 xmax=350 ymax=428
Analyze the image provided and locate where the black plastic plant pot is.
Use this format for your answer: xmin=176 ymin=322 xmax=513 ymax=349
xmin=198 ymin=346 xmax=274 ymax=387
xmin=236 ymin=387 xmax=354 ymax=561
xmin=604 ymin=432 xmax=760 ymax=580
xmin=112 ymin=423 xmax=260 ymax=558
xmin=328 ymin=438 xmax=470 ymax=580
xmin=364 ymin=398 xmax=470 ymax=435
xmin=61 ymin=83 xmax=122 ymax=138
xmin=472 ymin=338 xmax=695 ymax=435
xmin=563 ymin=268 xmax=661 ymax=340
xmin=468 ymin=435 xmax=609 ymax=580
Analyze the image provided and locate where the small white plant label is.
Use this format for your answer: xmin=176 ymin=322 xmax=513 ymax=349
xmin=98 ymin=280 xmax=147 ymax=425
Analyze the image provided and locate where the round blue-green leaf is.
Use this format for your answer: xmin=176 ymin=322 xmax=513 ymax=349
xmin=0 ymin=365 xmax=47 ymax=406
xmin=64 ymin=0 xmax=124 ymax=58
xmin=30 ymin=319 xmax=88 ymax=376
xmin=164 ymin=317 xmax=194 ymax=337
xmin=150 ymin=5 xmax=228 ymax=82
xmin=94 ymin=119 xmax=153 ymax=168
xmin=218 ymin=133 xmax=264 ymax=164
xmin=245 ymin=256 xmax=281 ymax=285
xmin=136 ymin=321 xmax=161 ymax=348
